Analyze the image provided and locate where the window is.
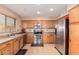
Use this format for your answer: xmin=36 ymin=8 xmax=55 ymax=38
xmin=6 ymin=17 xmax=15 ymax=27
xmin=0 ymin=13 xmax=16 ymax=33
xmin=6 ymin=16 xmax=16 ymax=33
xmin=0 ymin=14 xmax=5 ymax=33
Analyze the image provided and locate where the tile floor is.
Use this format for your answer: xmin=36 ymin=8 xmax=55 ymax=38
xmin=23 ymin=44 xmax=60 ymax=55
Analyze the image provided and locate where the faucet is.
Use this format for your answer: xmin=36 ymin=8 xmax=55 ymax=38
xmin=7 ymin=33 xmax=15 ymax=37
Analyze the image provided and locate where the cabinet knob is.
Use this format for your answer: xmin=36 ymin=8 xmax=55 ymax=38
xmin=69 ymin=40 xmax=71 ymax=42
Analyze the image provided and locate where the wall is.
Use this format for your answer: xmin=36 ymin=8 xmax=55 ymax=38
xmin=22 ymin=18 xmax=57 ymax=44
xmin=69 ymin=5 xmax=79 ymax=55
xmin=0 ymin=5 xmax=22 ymax=33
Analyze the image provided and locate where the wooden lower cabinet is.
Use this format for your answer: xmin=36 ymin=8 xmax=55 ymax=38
xmin=0 ymin=51 xmax=2 ymax=55
xmin=13 ymin=39 xmax=20 ymax=54
xmin=0 ymin=40 xmax=13 ymax=55
xmin=19 ymin=37 xmax=23 ymax=49
xmin=69 ymin=23 xmax=79 ymax=55
xmin=43 ymin=33 xmax=55 ymax=44
xmin=27 ymin=33 xmax=34 ymax=44
xmin=1 ymin=46 xmax=12 ymax=55
xmin=0 ymin=36 xmax=24 ymax=55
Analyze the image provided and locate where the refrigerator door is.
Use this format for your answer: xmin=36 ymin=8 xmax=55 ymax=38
xmin=55 ymin=19 xmax=66 ymax=55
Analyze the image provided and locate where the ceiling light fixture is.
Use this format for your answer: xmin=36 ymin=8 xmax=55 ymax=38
xmin=37 ymin=11 xmax=40 ymax=14
xmin=50 ymin=8 xmax=54 ymax=11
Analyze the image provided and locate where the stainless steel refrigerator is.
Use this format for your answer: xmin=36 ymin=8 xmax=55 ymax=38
xmin=55 ymin=18 xmax=69 ymax=55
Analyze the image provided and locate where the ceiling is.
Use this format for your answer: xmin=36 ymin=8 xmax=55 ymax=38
xmin=4 ymin=4 xmax=67 ymax=19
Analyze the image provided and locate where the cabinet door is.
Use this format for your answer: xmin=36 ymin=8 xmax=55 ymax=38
xmin=1 ymin=47 xmax=11 ymax=55
xmin=27 ymin=33 xmax=34 ymax=43
xmin=13 ymin=39 xmax=19 ymax=54
xmin=43 ymin=33 xmax=55 ymax=44
xmin=1 ymin=44 xmax=12 ymax=55
xmin=69 ymin=23 xmax=79 ymax=54
xmin=0 ymin=51 xmax=2 ymax=55
xmin=0 ymin=40 xmax=13 ymax=55
xmin=9 ymin=41 xmax=14 ymax=55
xmin=69 ymin=6 xmax=79 ymax=23
xmin=20 ymin=38 xmax=23 ymax=49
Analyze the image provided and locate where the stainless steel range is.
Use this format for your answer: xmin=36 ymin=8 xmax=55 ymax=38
xmin=31 ymin=23 xmax=43 ymax=46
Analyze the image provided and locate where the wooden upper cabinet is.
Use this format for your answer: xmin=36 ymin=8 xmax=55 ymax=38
xmin=22 ymin=20 xmax=36 ymax=29
xmin=69 ymin=6 xmax=79 ymax=23
xmin=42 ymin=20 xmax=56 ymax=29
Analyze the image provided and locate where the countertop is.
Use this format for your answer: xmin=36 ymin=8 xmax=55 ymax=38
xmin=26 ymin=29 xmax=55 ymax=32
xmin=0 ymin=33 xmax=26 ymax=44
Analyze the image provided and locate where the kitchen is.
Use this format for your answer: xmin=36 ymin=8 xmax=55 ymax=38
xmin=0 ymin=4 xmax=79 ymax=55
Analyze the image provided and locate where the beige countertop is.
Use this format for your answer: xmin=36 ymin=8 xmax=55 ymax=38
xmin=0 ymin=33 xmax=26 ymax=44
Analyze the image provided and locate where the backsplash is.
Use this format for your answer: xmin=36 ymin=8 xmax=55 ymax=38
xmin=25 ymin=29 xmax=55 ymax=33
